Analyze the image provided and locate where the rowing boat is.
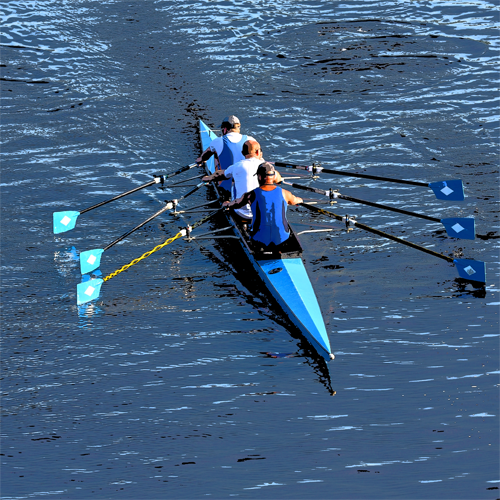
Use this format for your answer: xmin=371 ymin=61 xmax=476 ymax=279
xmin=199 ymin=120 xmax=334 ymax=361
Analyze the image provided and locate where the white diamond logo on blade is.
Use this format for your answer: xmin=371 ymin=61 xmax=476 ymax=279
xmin=84 ymin=285 xmax=95 ymax=296
xmin=87 ymin=255 xmax=97 ymax=265
xmin=61 ymin=216 xmax=71 ymax=226
xmin=440 ymin=186 xmax=453 ymax=196
xmin=464 ymin=266 xmax=476 ymax=276
xmin=451 ymin=223 xmax=464 ymax=233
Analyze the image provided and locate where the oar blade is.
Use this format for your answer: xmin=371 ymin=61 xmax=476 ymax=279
xmin=453 ymin=258 xmax=486 ymax=284
xmin=428 ymin=180 xmax=464 ymax=201
xmin=77 ymin=278 xmax=104 ymax=305
xmin=441 ymin=217 xmax=475 ymax=240
xmin=80 ymin=249 xmax=104 ymax=275
xmin=53 ymin=211 xmax=80 ymax=234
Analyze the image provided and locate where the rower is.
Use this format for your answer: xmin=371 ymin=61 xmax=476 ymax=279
xmin=223 ymin=162 xmax=303 ymax=250
xmin=196 ymin=115 xmax=255 ymax=199
xmin=202 ymin=140 xmax=282 ymax=226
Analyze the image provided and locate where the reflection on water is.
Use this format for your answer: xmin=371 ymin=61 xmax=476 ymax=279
xmin=1 ymin=0 xmax=498 ymax=498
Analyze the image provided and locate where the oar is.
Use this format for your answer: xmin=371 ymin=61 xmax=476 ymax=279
xmin=274 ymin=161 xmax=465 ymax=201
xmin=167 ymin=173 xmax=206 ymax=187
xmin=79 ymin=181 xmax=207 ymax=274
xmin=76 ymin=210 xmax=220 ymax=305
xmin=283 ymin=181 xmax=475 ymax=240
xmin=300 ymin=202 xmax=486 ymax=284
xmin=53 ymin=162 xmax=199 ymax=234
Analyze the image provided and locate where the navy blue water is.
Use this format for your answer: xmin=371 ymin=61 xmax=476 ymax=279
xmin=1 ymin=1 xmax=499 ymax=499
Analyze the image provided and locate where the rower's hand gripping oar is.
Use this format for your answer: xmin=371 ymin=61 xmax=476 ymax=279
xmin=283 ymin=181 xmax=475 ymax=240
xmin=76 ymin=210 xmax=220 ymax=305
xmin=53 ymin=162 xmax=199 ymax=234
xmin=300 ymin=202 xmax=486 ymax=284
xmin=274 ymin=162 xmax=465 ymax=201
xmin=79 ymin=181 xmax=207 ymax=275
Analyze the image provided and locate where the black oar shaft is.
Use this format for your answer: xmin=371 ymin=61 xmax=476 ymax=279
xmin=274 ymin=161 xmax=428 ymax=187
xmin=337 ymin=195 xmax=440 ymax=223
xmin=103 ymin=203 xmax=171 ymax=251
xmin=83 ymin=162 xmax=198 ymax=213
xmin=167 ymin=173 xmax=205 ymax=187
xmin=102 ymin=182 xmax=206 ymax=252
xmin=300 ymin=203 xmax=453 ymax=263
xmin=284 ymin=181 xmax=441 ymax=223
xmin=177 ymin=182 xmax=206 ymax=201
xmin=164 ymin=162 xmax=198 ymax=179
xmin=80 ymin=179 xmax=158 ymax=214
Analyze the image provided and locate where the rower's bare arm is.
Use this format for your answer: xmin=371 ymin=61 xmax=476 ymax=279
xmin=283 ymin=189 xmax=303 ymax=205
xmin=202 ymin=170 xmax=227 ymax=182
xmin=273 ymin=170 xmax=283 ymax=184
xmin=196 ymin=148 xmax=215 ymax=164
xmin=224 ymin=192 xmax=253 ymax=210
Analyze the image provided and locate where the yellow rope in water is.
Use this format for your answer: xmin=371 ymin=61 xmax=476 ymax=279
xmin=103 ymin=231 xmax=185 ymax=282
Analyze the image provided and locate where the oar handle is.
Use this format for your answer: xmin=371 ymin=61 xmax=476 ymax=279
xmin=274 ymin=162 xmax=428 ymax=187
xmin=300 ymin=202 xmax=453 ymax=263
xmin=80 ymin=177 xmax=161 ymax=214
xmin=103 ymin=202 xmax=173 ymax=251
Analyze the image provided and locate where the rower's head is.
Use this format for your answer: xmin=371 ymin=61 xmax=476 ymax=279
xmin=220 ymin=115 xmax=241 ymax=135
xmin=256 ymin=162 xmax=276 ymax=185
xmin=242 ymin=140 xmax=262 ymax=159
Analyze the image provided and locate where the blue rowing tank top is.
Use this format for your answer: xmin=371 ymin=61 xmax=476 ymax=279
xmin=218 ymin=134 xmax=247 ymax=192
xmin=250 ymin=186 xmax=290 ymax=247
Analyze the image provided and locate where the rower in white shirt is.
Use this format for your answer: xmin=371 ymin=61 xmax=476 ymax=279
xmin=202 ymin=140 xmax=282 ymax=226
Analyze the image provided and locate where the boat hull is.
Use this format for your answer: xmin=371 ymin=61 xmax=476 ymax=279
xmin=198 ymin=119 xmax=333 ymax=360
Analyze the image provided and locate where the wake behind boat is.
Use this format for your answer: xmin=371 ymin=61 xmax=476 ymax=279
xmin=199 ymin=119 xmax=335 ymax=361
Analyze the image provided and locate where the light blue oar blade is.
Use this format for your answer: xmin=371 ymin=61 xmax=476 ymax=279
xmin=428 ymin=180 xmax=464 ymax=201
xmin=53 ymin=211 xmax=80 ymax=234
xmin=453 ymin=258 xmax=486 ymax=283
xmin=441 ymin=217 xmax=475 ymax=240
xmin=77 ymin=278 xmax=104 ymax=305
xmin=80 ymin=248 xmax=104 ymax=274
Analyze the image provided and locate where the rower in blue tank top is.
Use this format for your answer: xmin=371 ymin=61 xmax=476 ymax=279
xmin=223 ymin=162 xmax=303 ymax=249
xmin=196 ymin=115 xmax=253 ymax=199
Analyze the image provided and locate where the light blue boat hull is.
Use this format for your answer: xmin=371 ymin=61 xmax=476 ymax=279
xmin=199 ymin=119 xmax=333 ymax=359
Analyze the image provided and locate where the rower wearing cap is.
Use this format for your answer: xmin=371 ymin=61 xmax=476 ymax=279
xmin=197 ymin=115 xmax=255 ymax=198
xmin=202 ymin=140 xmax=282 ymax=226
xmin=223 ymin=162 xmax=303 ymax=249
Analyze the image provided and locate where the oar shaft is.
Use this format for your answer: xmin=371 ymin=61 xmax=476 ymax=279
xmin=102 ymin=182 xmax=207 ymax=252
xmin=284 ymin=181 xmax=441 ymax=223
xmin=300 ymin=203 xmax=453 ymax=263
xmin=177 ymin=181 xmax=206 ymax=201
xmin=81 ymin=163 xmax=199 ymax=214
xmin=283 ymin=181 xmax=326 ymax=196
xmin=336 ymin=194 xmax=440 ymax=223
xmin=103 ymin=203 xmax=172 ymax=251
xmin=167 ymin=173 xmax=205 ymax=187
xmin=80 ymin=178 xmax=160 ymax=214
xmin=274 ymin=162 xmax=428 ymax=187
xmin=164 ymin=162 xmax=198 ymax=179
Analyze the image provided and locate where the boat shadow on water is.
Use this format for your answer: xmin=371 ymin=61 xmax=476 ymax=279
xmin=195 ymin=209 xmax=335 ymax=395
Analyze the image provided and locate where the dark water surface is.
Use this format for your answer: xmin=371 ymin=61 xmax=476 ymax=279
xmin=1 ymin=1 xmax=499 ymax=499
